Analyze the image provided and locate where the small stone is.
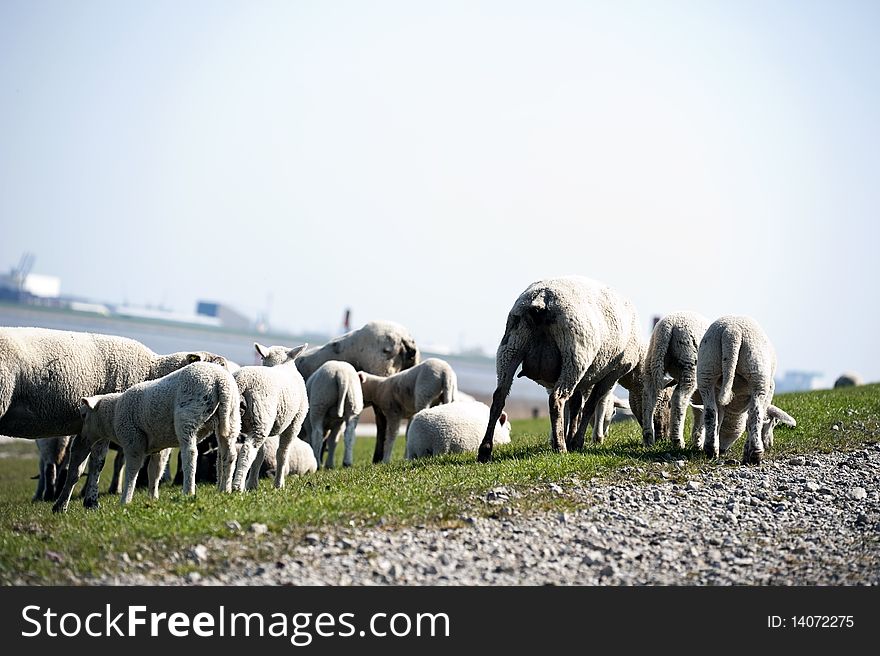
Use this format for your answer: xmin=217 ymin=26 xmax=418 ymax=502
xmin=188 ymin=544 xmax=209 ymax=563
xmin=250 ymin=523 xmax=268 ymax=535
xmin=849 ymin=487 xmax=867 ymax=500
xmin=225 ymin=520 xmax=242 ymax=532
xmin=304 ymin=533 xmax=321 ymax=545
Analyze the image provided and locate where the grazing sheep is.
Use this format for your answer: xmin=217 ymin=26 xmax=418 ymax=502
xmin=0 ymin=327 xmax=227 ymax=512
xmin=358 ymin=358 xmax=458 ymax=463
xmin=233 ymin=343 xmax=309 ymax=491
xmin=478 ymin=276 xmax=644 ymax=462
xmin=407 ymin=401 xmax=510 ymax=459
xmin=834 ymin=372 xmax=863 ymax=388
xmin=641 ymin=311 xmax=710 ymax=448
xmin=301 ymin=361 xmax=363 ymax=468
xmin=696 ymin=316 xmax=796 ymax=463
xmin=296 ymin=320 xmax=419 ymax=381
xmin=76 ymin=361 xmax=241 ymax=504
xmin=258 ymin=435 xmax=318 ymax=477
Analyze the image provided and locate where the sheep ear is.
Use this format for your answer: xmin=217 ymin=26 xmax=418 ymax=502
xmin=768 ymin=405 xmax=796 ymax=428
xmin=187 ymin=353 xmax=202 ymax=363
xmin=499 ymin=411 xmax=508 ymax=426
xmin=287 ymin=343 xmax=308 ymax=360
xmin=254 ymin=343 xmax=268 ymax=358
xmin=81 ymin=396 xmax=99 ymax=411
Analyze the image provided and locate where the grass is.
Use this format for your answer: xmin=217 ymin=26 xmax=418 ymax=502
xmin=0 ymin=384 xmax=878 ymax=584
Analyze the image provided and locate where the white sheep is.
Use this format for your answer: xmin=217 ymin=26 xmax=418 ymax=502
xmin=696 ymin=315 xmax=796 ymax=463
xmin=479 ymin=276 xmax=645 ymax=462
xmin=258 ymin=435 xmax=318 ymax=476
xmin=296 ymin=320 xmax=420 ymax=381
xmin=358 ymin=358 xmax=458 ymax=463
xmin=406 ymin=401 xmax=510 ymax=459
xmin=233 ymin=343 xmax=309 ymax=491
xmin=301 ymin=360 xmax=363 ymax=468
xmin=640 ymin=311 xmax=710 ymax=448
xmin=77 ymin=361 xmax=242 ymax=504
xmin=0 ymin=327 xmax=228 ymax=513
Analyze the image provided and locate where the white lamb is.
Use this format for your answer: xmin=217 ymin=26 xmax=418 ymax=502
xmin=0 ymin=327 xmax=228 ymax=513
xmin=696 ymin=315 xmax=796 ymax=463
xmin=259 ymin=435 xmax=318 ymax=476
xmin=358 ymin=358 xmax=458 ymax=463
xmin=77 ymin=361 xmax=241 ymax=504
xmin=406 ymin=401 xmax=510 ymax=459
xmin=296 ymin=320 xmax=420 ymax=381
xmin=301 ymin=361 xmax=363 ymax=468
xmin=641 ymin=311 xmax=710 ymax=448
xmin=479 ymin=276 xmax=646 ymax=462
xmin=233 ymin=343 xmax=309 ymax=491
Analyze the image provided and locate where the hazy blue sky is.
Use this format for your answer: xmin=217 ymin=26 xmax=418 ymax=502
xmin=1 ymin=0 xmax=878 ymax=384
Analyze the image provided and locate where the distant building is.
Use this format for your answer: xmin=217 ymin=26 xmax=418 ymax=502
xmin=196 ymin=301 xmax=252 ymax=331
xmin=775 ymin=370 xmax=823 ymax=393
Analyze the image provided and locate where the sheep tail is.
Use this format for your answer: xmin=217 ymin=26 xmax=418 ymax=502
xmin=718 ymin=327 xmax=742 ymax=406
xmin=216 ymin=375 xmax=242 ymax=440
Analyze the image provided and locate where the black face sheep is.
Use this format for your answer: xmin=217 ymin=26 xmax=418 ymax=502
xmin=0 ymin=326 xmax=228 ymax=512
xmin=232 ymin=343 xmax=309 ymax=491
xmin=75 ymin=361 xmax=242 ymax=504
xmin=358 ymin=358 xmax=457 ymax=463
xmin=478 ymin=276 xmax=647 ymax=462
xmin=696 ymin=315 xmax=796 ymax=464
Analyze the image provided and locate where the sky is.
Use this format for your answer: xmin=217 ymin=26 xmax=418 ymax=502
xmin=1 ymin=0 xmax=878 ymax=385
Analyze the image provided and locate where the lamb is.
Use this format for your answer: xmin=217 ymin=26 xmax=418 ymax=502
xmin=358 ymin=358 xmax=458 ymax=463
xmin=301 ymin=361 xmax=363 ymax=468
xmin=232 ymin=343 xmax=309 ymax=491
xmin=296 ymin=320 xmax=420 ymax=381
xmin=478 ymin=276 xmax=647 ymax=462
xmin=258 ymin=435 xmax=318 ymax=477
xmin=0 ymin=326 xmax=228 ymax=512
xmin=76 ymin=361 xmax=241 ymax=504
xmin=696 ymin=316 xmax=796 ymax=463
xmin=406 ymin=401 xmax=510 ymax=459
xmin=640 ymin=311 xmax=710 ymax=448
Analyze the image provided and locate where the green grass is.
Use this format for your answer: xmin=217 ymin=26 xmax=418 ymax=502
xmin=1 ymin=384 xmax=878 ymax=584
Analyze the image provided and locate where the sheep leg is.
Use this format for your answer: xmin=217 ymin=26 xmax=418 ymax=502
xmin=147 ymin=449 xmax=172 ymax=500
xmin=215 ymin=431 xmax=237 ymax=493
xmin=52 ymin=435 xmax=92 ymax=513
xmin=81 ymin=439 xmax=109 ymax=509
xmin=232 ymin=433 xmax=265 ymax=491
xmin=342 ymin=416 xmax=359 ymax=467
xmin=179 ymin=435 xmax=199 ymax=496
xmin=325 ymin=423 xmax=343 ymax=469
xmin=108 ymin=448 xmax=124 ymax=495
xmin=273 ymin=425 xmax=299 ymax=489
xmin=381 ymin=415 xmax=403 ymax=463
xmin=120 ymin=449 xmax=146 ymax=505
xmin=372 ymin=410 xmax=388 ymax=464
xmin=245 ymin=443 xmax=265 ymax=491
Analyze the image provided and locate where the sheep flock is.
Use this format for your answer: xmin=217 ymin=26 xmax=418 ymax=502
xmin=0 ymin=277 xmax=817 ymax=513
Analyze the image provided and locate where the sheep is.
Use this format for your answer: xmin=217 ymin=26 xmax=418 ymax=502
xmin=295 ymin=320 xmax=420 ymax=381
xmin=834 ymin=372 xmax=863 ymax=388
xmin=640 ymin=311 xmax=710 ymax=448
xmin=0 ymin=327 xmax=228 ymax=513
xmin=406 ymin=400 xmax=510 ymax=459
xmin=478 ymin=276 xmax=646 ymax=462
xmin=696 ymin=315 xmax=796 ymax=464
xmin=300 ymin=360 xmax=363 ymax=468
xmin=232 ymin=343 xmax=309 ymax=491
xmin=258 ymin=435 xmax=318 ymax=477
xmin=76 ymin=361 xmax=241 ymax=504
xmin=358 ymin=358 xmax=458 ymax=463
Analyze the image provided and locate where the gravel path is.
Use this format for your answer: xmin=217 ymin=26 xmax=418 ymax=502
xmin=95 ymin=444 xmax=880 ymax=586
